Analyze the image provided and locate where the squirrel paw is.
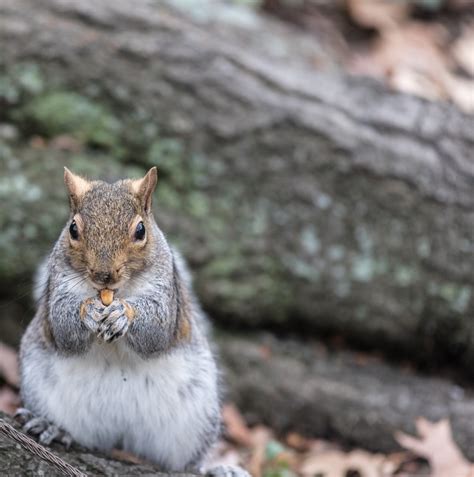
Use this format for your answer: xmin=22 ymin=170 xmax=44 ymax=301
xmin=205 ymin=465 xmax=252 ymax=477
xmin=97 ymin=300 xmax=130 ymax=342
xmin=80 ymin=298 xmax=106 ymax=333
xmin=14 ymin=408 xmax=73 ymax=448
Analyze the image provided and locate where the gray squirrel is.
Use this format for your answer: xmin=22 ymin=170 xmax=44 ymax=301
xmin=17 ymin=167 xmax=249 ymax=476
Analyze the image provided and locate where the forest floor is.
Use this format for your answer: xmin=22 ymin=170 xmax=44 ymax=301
xmin=261 ymin=0 xmax=474 ymax=113
xmin=1 ymin=341 xmax=472 ymax=477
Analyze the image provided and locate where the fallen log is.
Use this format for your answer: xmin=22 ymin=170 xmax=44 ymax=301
xmin=220 ymin=333 xmax=474 ymax=461
xmin=0 ymin=0 xmax=473 ymax=370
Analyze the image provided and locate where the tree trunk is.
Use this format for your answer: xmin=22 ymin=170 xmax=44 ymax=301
xmin=0 ymin=0 xmax=473 ymax=369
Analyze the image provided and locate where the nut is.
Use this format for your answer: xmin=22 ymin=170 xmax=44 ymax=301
xmin=100 ymin=289 xmax=114 ymax=306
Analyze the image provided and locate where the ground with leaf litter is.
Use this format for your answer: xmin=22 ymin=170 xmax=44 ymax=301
xmin=1 ymin=343 xmax=472 ymax=477
xmin=262 ymin=0 xmax=474 ymax=113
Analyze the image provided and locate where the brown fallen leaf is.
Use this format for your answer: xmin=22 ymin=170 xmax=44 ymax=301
xmin=389 ymin=67 xmax=447 ymax=102
xmin=0 ymin=385 xmax=21 ymax=415
xmin=363 ymin=21 xmax=448 ymax=75
xmin=222 ymin=403 xmax=253 ymax=447
xmin=286 ymin=432 xmax=315 ymax=452
xmin=395 ymin=417 xmax=474 ymax=477
xmin=444 ymin=75 xmax=474 ymax=114
xmin=346 ymin=0 xmax=411 ymax=31
xmin=0 ymin=342 xmax=20 ymax=388
xmin=452 ymin=25 xmax=474 ymax=76
xmin=349 ymin=20 xmax=473 ymax=109
xmin=300 ymin=448 xmax=395 ymax=477
xmin=109 ymin=448 xmax=146 ymax=465
xmin=247 ymin=426 xmax=272 ymax=477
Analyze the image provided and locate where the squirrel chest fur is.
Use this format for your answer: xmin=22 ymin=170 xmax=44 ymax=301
xmin=18 ymin=168 xmax=230 ymax=473
xmin=22 ymin=332 xmax=218 ymax=469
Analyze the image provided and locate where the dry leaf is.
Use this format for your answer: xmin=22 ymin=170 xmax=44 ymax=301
xmin=443 ymin=75 xmax=474 ymax=113
xmin=247 ymin=426 xmax=272 ymax=477
xmin=222 ymin=403 xmax=253 ymax=447
xmin=0 ymin=342 xmax=19 ymax=387
xmin=452 ymin=26 xmax=474 ymax=76
xmin=350 ymin=22 xmax=449 ymax=76
xmin=389 ymin=67 xmax=447 ymax=102
xmin=0 ymin=385 xmax=21 ymax=415
xmin=395 ymin=417 xmax=474 ymax=477
xmin=286 ymin=432 xmax=315 ymax=452
xmin=109 ymin=448 xmax=146 ymax=465
xmin=300 ymin=451 xmax=344 ymax=477
xmin=300 ymin=449 xmax=395 ymax=477
xmin=350 ymin=21 xmax=460 ymax=106
xmin=346 ymin=0 xmax=411 ymax=31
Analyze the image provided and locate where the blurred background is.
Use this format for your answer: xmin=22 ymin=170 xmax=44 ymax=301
xmin=0 ymin=0 xmax=473 ymax=475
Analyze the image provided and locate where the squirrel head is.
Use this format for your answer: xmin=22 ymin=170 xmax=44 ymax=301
xmin=63 ymin=167 xmax=158 ymax=290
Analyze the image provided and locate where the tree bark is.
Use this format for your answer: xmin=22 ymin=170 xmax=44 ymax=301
xmin=0 ymin=0 xmax=473 ymax=369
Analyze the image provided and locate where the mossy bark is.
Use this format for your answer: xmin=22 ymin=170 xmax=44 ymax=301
xmin=0 ymin=0 xmax=473 ymax=370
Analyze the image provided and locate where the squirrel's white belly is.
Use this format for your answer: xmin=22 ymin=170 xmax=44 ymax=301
xmin=30 ymin=341 xmax=219 ymax=470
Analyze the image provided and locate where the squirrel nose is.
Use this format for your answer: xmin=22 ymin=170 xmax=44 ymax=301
xmin=92 ymin=271 xmax=113 ymax=285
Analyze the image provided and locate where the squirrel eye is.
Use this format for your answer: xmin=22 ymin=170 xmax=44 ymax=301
xmin=69 ymin=220 xmax=79 ymax=240
xmin=134 ymin=221 xmax=146 ymax=241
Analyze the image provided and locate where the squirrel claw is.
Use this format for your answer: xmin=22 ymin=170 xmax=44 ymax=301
xmin=39 ymin=424 xmax=61 ymax=446
xmin=14 ymin=407 xmax=33 ymax=424
xmin=98 ymin=313 xmax=129 ymax=342
xmin=97 ymin=301 xmax=130 ymax=342
xmin=60 ymin=431 xmax=73 ymax=449
xmin=15 ymin=408 xmax=73 ymax=448
xmin=80 ymin=298 xmax=106 ymax=333
xmin=23 ymin=416 xmax=49 ymax=435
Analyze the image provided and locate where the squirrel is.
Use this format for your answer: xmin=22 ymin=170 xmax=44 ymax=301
xmin=17 ymin=167 xmax=250 ymax=477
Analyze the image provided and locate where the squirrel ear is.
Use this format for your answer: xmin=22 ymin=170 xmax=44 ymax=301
xmin=64 ymin=167 xmax=91 ymax=210
xmin=131 ymin=167 xmax=158 ymax=213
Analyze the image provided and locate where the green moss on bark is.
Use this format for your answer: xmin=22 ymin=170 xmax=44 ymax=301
xmin=15 ymin=92 xmax=122 ymax=153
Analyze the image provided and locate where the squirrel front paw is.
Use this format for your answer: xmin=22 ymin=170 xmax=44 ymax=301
xmin=80 ymin=297 xmax=106 ymax=333
xmin=97 ymin=299 xmax=135 ymax=343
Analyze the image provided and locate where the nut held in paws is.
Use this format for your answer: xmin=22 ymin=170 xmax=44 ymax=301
xmin=100 ymin=289 xmax=114 ymax=306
